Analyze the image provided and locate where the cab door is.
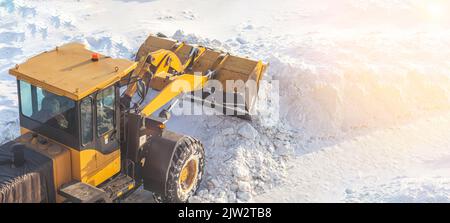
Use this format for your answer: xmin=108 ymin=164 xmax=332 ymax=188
xmin=94 ymin=85 xmax=119 ymax=154
xmin=74 ymin=85 xmax=121 ymax=185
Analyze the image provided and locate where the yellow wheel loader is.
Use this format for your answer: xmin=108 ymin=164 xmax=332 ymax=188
xmin=0 ymin=34 xmax=267 ymax=203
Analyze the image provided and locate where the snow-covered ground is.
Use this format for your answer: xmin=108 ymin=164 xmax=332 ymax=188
xmin=1 ymin=0 xmax=450 ymax=202
xmin=256 ymin=112 xmax=450 ymax=202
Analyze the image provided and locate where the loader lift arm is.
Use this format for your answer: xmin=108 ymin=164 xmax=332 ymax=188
xmin=123 ymin=34 xmax=268 ymax=120
xmin=121 ymin=42 xmax=209 ymax=117
xmin=140 ymin=74 xmax=208 ymax=117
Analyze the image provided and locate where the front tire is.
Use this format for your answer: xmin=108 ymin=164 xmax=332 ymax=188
xmin=156 ymin=136 xmax=205 ymax=203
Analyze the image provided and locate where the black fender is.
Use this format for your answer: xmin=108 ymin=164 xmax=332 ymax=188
xmin=141 ymin=130 xmax=184 ymax=195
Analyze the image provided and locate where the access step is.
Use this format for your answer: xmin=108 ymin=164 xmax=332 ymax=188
xmin=59 ymin=181 xmax=109 ymax=203
xmin=100 ymin=173 xmax=136 ymax=201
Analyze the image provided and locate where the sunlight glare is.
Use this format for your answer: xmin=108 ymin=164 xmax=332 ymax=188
xmin=426 ymin=1 xmax=445 ymax=19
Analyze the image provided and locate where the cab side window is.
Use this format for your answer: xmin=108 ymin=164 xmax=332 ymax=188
xmin=19 ymin=80 xmax=33 ymax=117
xmin=96 ymin=86 xmax=115 ymax=136
xmin=80 ymin=97 xmax=93 ymax=145
xmin=19 ymin=80 xmax=76 ymax=133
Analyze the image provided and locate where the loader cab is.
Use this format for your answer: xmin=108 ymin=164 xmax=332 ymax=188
xmin=16 ymin=76 xmax=124 ymax=186
xmin=18 ymin=80 xmax=79 ymax=147
xmin=17 ymin=80 xmax=119 ymax=154
xmin=18 ymin=80 xmax=120 ymax=152
xmin=10 ymin=43 xmax=137 ymax=186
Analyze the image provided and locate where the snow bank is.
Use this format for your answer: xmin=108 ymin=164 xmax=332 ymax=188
xmin=167 ymin=106 xmax=289 ymax=203
xmin=258 ymin=34 xmax=449 ymax=141
xmin=170 ymin=31 xmax=295 ymax=202
xmin=173 ymin=28 xmax=450 ymax=144
xmin=269 ymin=32 xmax=450 ymax=140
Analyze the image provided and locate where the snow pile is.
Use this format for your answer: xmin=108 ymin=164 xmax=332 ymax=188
xmin=169 ymin=31 xmax=295 ymax=202
xmin=259 ymin=32 xmax=450 ymax=141
xmin=194 ymin=122 xmax=287 ymax=203
xmin=187 ymin=120 xmax=294 ymax=202
xmin=168 ymin=108 xmax=289 ymax=203
xmin=173 ymin=28 xmax=450 ymax=144
xmin=346 ymin=177 xmax=450 ymax=203
xmin=175 ymin=29 xmax=450 ymax=140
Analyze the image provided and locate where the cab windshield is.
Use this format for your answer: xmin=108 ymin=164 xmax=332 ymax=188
xmin=19 ymin=80 xmax=76 ymax=135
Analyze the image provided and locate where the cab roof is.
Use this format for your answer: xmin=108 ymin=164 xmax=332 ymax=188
xmin=9 ymin=43 xmax=137 ymax=101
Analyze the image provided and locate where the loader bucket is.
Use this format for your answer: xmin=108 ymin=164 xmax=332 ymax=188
xmin=136 ymin=34 xmax=267 ymax=118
